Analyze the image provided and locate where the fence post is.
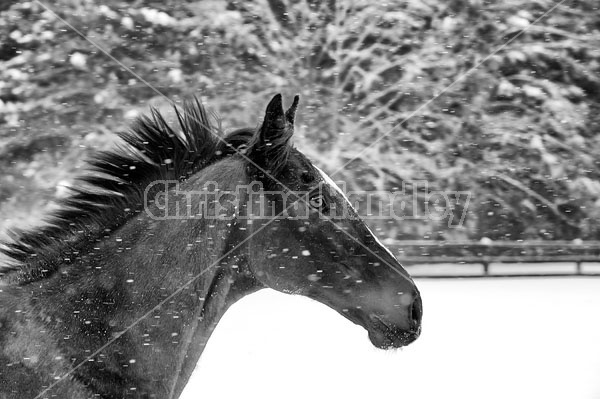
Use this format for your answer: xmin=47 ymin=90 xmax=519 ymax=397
xmin=482 ymin=261 xmax=489 ymax=276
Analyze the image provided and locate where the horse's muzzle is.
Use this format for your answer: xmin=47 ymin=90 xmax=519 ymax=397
xmin=368 ymin=294 xmax=422 ymax=349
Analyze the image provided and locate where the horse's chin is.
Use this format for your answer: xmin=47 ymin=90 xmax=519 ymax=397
xmin=366 ymin=321 xmax=420 ymax=349
xmin=338 ymin=308 xmax=419 ymax=349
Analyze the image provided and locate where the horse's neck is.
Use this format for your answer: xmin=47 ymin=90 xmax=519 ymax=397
xmin=7 ymin=158 xmax=262 ymax=397
xmin=31 ymin=202 xmax=259 ymax=396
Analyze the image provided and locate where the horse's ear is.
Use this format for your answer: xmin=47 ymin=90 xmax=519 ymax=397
xmin=285 ymin=94 xmax=299 ymax=125
xmin=247 ymin=94 xmax=299 ymax=177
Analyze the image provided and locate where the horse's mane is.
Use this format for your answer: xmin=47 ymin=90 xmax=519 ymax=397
xmin=0 ymin=98 xmax=255 ymax=280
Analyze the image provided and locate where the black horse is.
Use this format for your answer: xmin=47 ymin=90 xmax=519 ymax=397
xmin=0 ymin=94 xmax=422 ymax=398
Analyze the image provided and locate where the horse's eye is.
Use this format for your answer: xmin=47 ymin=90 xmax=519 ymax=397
xmin=301 ymin=171 xmax=314 ymax=183
xmin=309 ymin=194 xmax=325 ymax=208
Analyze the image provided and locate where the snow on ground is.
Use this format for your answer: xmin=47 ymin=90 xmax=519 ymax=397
xmin=182 ymin=276 xmax=600 ymax=399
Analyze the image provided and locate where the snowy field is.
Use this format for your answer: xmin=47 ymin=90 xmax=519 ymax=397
xmin=182 ymin=276 xmax=600 ymax=399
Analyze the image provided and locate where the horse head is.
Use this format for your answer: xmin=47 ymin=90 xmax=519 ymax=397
xmin=239 ymin=94 xmax=422 ymax=348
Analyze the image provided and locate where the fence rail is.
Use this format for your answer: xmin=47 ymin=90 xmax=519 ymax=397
xmin=387 ymin=241 xmax=600 ymax=277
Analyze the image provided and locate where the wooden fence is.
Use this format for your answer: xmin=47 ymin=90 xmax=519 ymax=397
xmin=388 ymin=241 xmax=600 ymax=278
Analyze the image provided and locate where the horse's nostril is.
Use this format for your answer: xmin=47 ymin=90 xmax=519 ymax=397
xmin=411 ymin=294 xmax=423 ymax=328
